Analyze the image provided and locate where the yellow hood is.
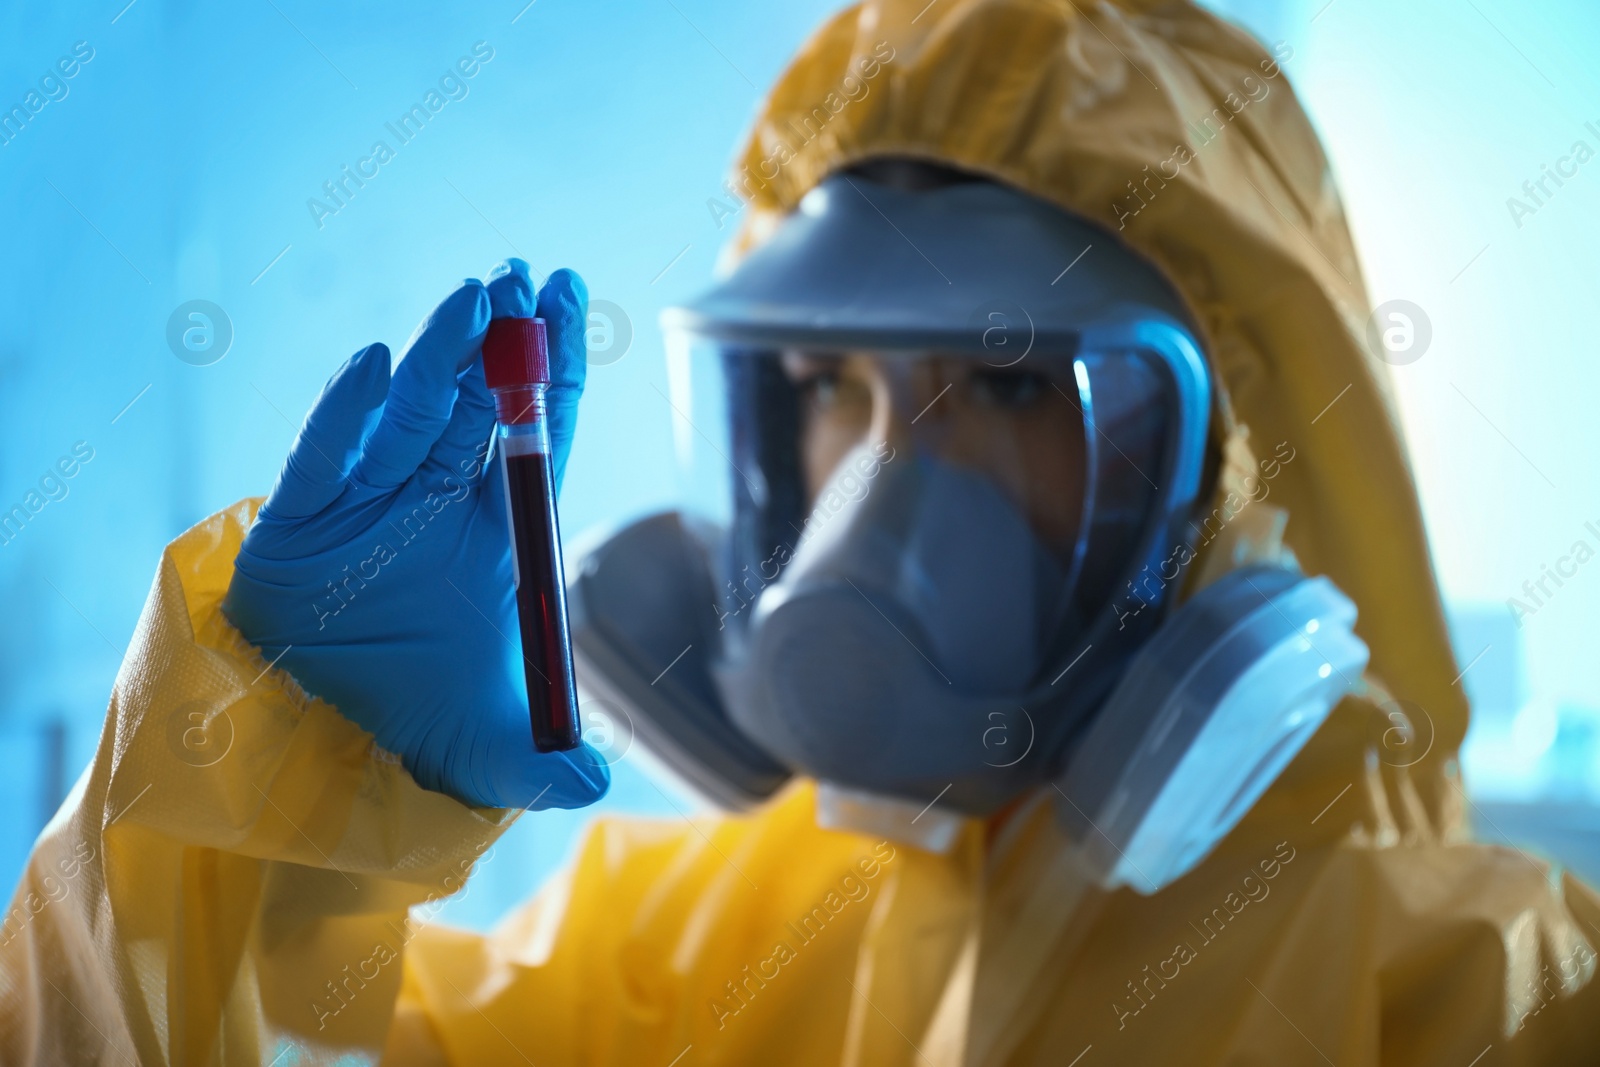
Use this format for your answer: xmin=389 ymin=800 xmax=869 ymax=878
xmin=725 ymin=0 xmax=1466 ymax=822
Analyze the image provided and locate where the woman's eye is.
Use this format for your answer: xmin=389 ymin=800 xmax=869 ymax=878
xmin=969 ymin=369 xmax=1047 ymax=408
xmin=800 ymin=371 xmax=841 ymax=408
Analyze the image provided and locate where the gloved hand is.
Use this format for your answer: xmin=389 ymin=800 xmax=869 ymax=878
xmin=223 ymin=259 xmax=607 ymax=811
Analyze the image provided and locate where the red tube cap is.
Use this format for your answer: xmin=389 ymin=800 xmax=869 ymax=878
xmin=482 ymin=317 xmax=550 ymax=389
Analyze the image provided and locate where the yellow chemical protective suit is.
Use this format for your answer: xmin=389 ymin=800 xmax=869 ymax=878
xmin=3 ymin=0 xmax=1598 ymax=1063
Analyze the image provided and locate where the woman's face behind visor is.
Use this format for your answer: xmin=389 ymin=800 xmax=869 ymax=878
xmin=782 ymin=350 xmax=1088 ymax=559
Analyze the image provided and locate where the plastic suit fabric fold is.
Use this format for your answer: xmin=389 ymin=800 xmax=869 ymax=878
xmin=4 ymin=0 xmax=1600 ymax=1063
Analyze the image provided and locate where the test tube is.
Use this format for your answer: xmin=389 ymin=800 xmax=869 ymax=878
xmin=481 ymin=316 xmax=582 ymax=752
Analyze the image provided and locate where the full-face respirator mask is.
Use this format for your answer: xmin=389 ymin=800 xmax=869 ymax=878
xmin=568 ymin=161 xmax=1368 ymax=893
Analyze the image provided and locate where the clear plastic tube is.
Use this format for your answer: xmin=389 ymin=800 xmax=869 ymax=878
xmin=485 ymin=331 xmax=582 ymax=753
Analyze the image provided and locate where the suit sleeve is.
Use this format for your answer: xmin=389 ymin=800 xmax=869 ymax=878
xmin=0 ymin=500 xmax=519 ymax=1066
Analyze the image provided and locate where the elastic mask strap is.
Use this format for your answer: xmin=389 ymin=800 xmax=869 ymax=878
xmin=814 ymin=783 xmax=967 ymax=854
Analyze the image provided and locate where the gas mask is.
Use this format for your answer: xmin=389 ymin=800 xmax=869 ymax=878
xmin=568 ymin=162 xmax=1369 ymax=892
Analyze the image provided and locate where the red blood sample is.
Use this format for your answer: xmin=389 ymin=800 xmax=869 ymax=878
xmin=482 ymin=317 xmax=582 ymax=752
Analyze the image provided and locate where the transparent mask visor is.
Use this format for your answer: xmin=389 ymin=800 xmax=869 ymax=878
xmin=665 ymin=329 xmax=1179 ymax=694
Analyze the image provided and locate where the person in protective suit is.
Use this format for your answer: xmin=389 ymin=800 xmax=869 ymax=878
xmin=4 ymin=1 xmax=1598 ymax=1064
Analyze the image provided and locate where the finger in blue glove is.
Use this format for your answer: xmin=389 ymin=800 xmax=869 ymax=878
xmin=224 ymin=262 xmax=609 ymax=812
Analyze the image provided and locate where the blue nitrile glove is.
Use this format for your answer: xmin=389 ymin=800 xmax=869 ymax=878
xmin=223 ymin=259 xmax=606 ymax=810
